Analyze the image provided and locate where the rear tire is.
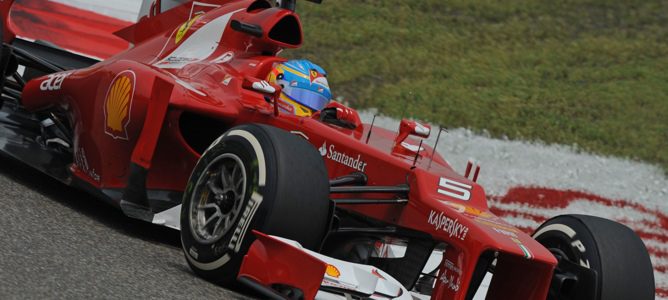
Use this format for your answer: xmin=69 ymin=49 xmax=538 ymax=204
xmin=180 ymin=124 xmax=331 ymax=284
xmin=533 ymin=214 xmax=655 ymax=300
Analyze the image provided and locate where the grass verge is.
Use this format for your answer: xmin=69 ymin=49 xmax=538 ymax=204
xmin=286 ymin=0 xmax=668 ymax=171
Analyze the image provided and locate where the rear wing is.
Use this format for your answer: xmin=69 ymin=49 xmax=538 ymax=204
xmin=5 ymin=0 xmax=134 ymax=60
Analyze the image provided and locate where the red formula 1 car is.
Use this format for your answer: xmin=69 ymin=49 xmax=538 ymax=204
xmin=0 ymin=0 xmax=656 ymax=299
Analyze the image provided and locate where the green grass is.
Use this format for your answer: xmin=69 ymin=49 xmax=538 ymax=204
xmin=285 ymin=0 xmax=668 ymax=171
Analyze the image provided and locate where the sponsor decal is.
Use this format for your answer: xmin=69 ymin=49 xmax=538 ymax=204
xmin=158 ymin=56 xmax=200 ymax=66
xmin=444 ymin=259 xmax=463 ymax=276
xmin=322 ymin=278 xmax=357 ymax=290
xmin=440 ymin=258 xmax=463 ymax=292
xmin=428 ymin=210 xmax=469 ymax=240
xmin=277 ymin=98 xmax=295 ymax=114
xmin=74 ymin=147 xmax=100 ymax=182
xmin=103 ymin=71 xmax=136 ymax=140
xmin=491 ymin=227 xmax=518 ymax=238
xmin=309 ymin=69 xmax=329 ymax=88
xmin=40 ymin=71 xmax=72 ymax=91
xmin=319 ymin=142 xmax=368 ymax=172
xmin=188 ymin=247 xmax=198 ymax=259
xmin=439 ymin=269 xmax=461 ymax=292
xmin=309 ymin=70 xmax=318 ymax=81
xmin=325 ymin=264 xmax=340 ymax=278
xmin=442 ymin=201 xmax=493 ymax=218
xmin=175 ymin=14 xmax=202 ymax=44
xmin=222 ymin=74 xmax=233 ymax=86
xmin=244 ymin=41 xmax=254 ymax=52
xmin=438 ymin=177 xmax=472 ymax=201
xmin=228 ymin=192 xmax=263 ymax=252
xmin=570 ymin=239 xmax=589 ymax=267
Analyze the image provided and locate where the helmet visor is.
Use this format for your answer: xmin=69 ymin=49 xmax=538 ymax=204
xmin=283 ymin=86 xmax=330 ymax=111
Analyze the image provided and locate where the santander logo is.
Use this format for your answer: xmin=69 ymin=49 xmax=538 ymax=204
xmin=319 ymin=142 xmax=367 ymax=172
xmin=319 ymin=142 xmax=328 ymax=156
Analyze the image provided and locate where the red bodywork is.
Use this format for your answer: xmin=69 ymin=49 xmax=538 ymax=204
xmin=3 ymin=1 xmax=557 ymax=298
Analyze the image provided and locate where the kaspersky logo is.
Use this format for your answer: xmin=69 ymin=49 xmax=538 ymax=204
xmin=319 ymin=142 xmax=367 ymax=172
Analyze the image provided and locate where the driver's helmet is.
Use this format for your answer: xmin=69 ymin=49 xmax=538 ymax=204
xmin=267 ymin=59 xmax=331 ymax=117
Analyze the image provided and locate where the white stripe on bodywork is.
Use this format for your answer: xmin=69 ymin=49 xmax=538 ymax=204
xmin=188 ymin=1 xmax=221 ymax=19
xmin=166 ymin=73 xmax=206 ymax=96
xmin=154 ymin=9 xmax=243 ymax=69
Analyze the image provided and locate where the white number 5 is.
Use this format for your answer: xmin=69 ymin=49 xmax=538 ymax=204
xmin=438 ymin=178 xmax=472 ymax=201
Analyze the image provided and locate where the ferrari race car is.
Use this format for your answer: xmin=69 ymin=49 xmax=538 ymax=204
xmin=0 ymin=0 xmax=656 ymax=299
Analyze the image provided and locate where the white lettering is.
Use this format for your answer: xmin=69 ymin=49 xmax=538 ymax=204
xmin=428 ymin=210 xmax=469 ymax=240
xmin=39 ymin=72 xmax=72 ymax=91
xmin=492 ymin=227 xmax=518 ymax=238
xmin=571 ymin=240 xmax=586 ymax=253
xmin=322 ymin=142 xmax=368 ymax=172
xmin=438 ymin=178 xmax=472 ymax=201
xmin=439 ymin=270 xmax=461 ymax=292
xmin=228 ymin=192 xmax=263 ymax=252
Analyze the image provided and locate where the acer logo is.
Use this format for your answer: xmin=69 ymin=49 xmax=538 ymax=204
xmin=437 ymin=178 xmax=472 ymax=201
xmin=40 ymin=72 xmax=72 ymax=91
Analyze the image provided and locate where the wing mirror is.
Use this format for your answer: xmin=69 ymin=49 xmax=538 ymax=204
xmin=394 ymin=119 xmax=431 ymax=153
xmin=315 ymin=102 xmax=361 ymax=129
xmin=242 ymin=76 xmax=282 ymax=116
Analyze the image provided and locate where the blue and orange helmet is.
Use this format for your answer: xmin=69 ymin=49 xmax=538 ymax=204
xmin=267 ymin=59 xmax=331 ymax=117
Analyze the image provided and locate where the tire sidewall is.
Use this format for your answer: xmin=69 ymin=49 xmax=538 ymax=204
xmin=180 ymin=124 xmax=331 ymax=284
xmin=533 ymin=214 xmax=655 ymax=300
xmin=180 ymin=127 xmax=277 ymax=282
xmin=533 ymin=215 xmax=601 ymax=272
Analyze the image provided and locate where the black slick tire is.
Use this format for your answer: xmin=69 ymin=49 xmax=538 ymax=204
xmin=180 ymin=123 xmax=331 ymax=285
xmin=533 ymin=214 xmax=655 ymax=300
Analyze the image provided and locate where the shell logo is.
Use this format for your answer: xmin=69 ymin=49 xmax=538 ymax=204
xmin=325 ymin=264 xmax=340 ymax=278
xmin=104 ymin=71 xmax=136 ymax=140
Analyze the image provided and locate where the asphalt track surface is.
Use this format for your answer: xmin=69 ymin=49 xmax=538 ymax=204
xmin=0 ymin=154 xmax=250 ymax=299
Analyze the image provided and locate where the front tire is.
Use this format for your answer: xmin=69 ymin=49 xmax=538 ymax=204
xmin=180 ymin=124 xmax=331 ymax=284
xmin=533 ymin=214 xmax=655 ymax=300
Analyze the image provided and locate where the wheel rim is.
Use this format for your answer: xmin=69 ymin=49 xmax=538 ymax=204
xmin=189 ymin=153 xmax=247 ymax=245
xmin=535 ymin=235 xmax=582 ymax=266
xmin=535 ymin=233 xmax=590 ymax=300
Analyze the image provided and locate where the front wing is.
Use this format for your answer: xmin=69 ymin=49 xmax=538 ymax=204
xmin=238 ymin=231 xmax=478 ymax=300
